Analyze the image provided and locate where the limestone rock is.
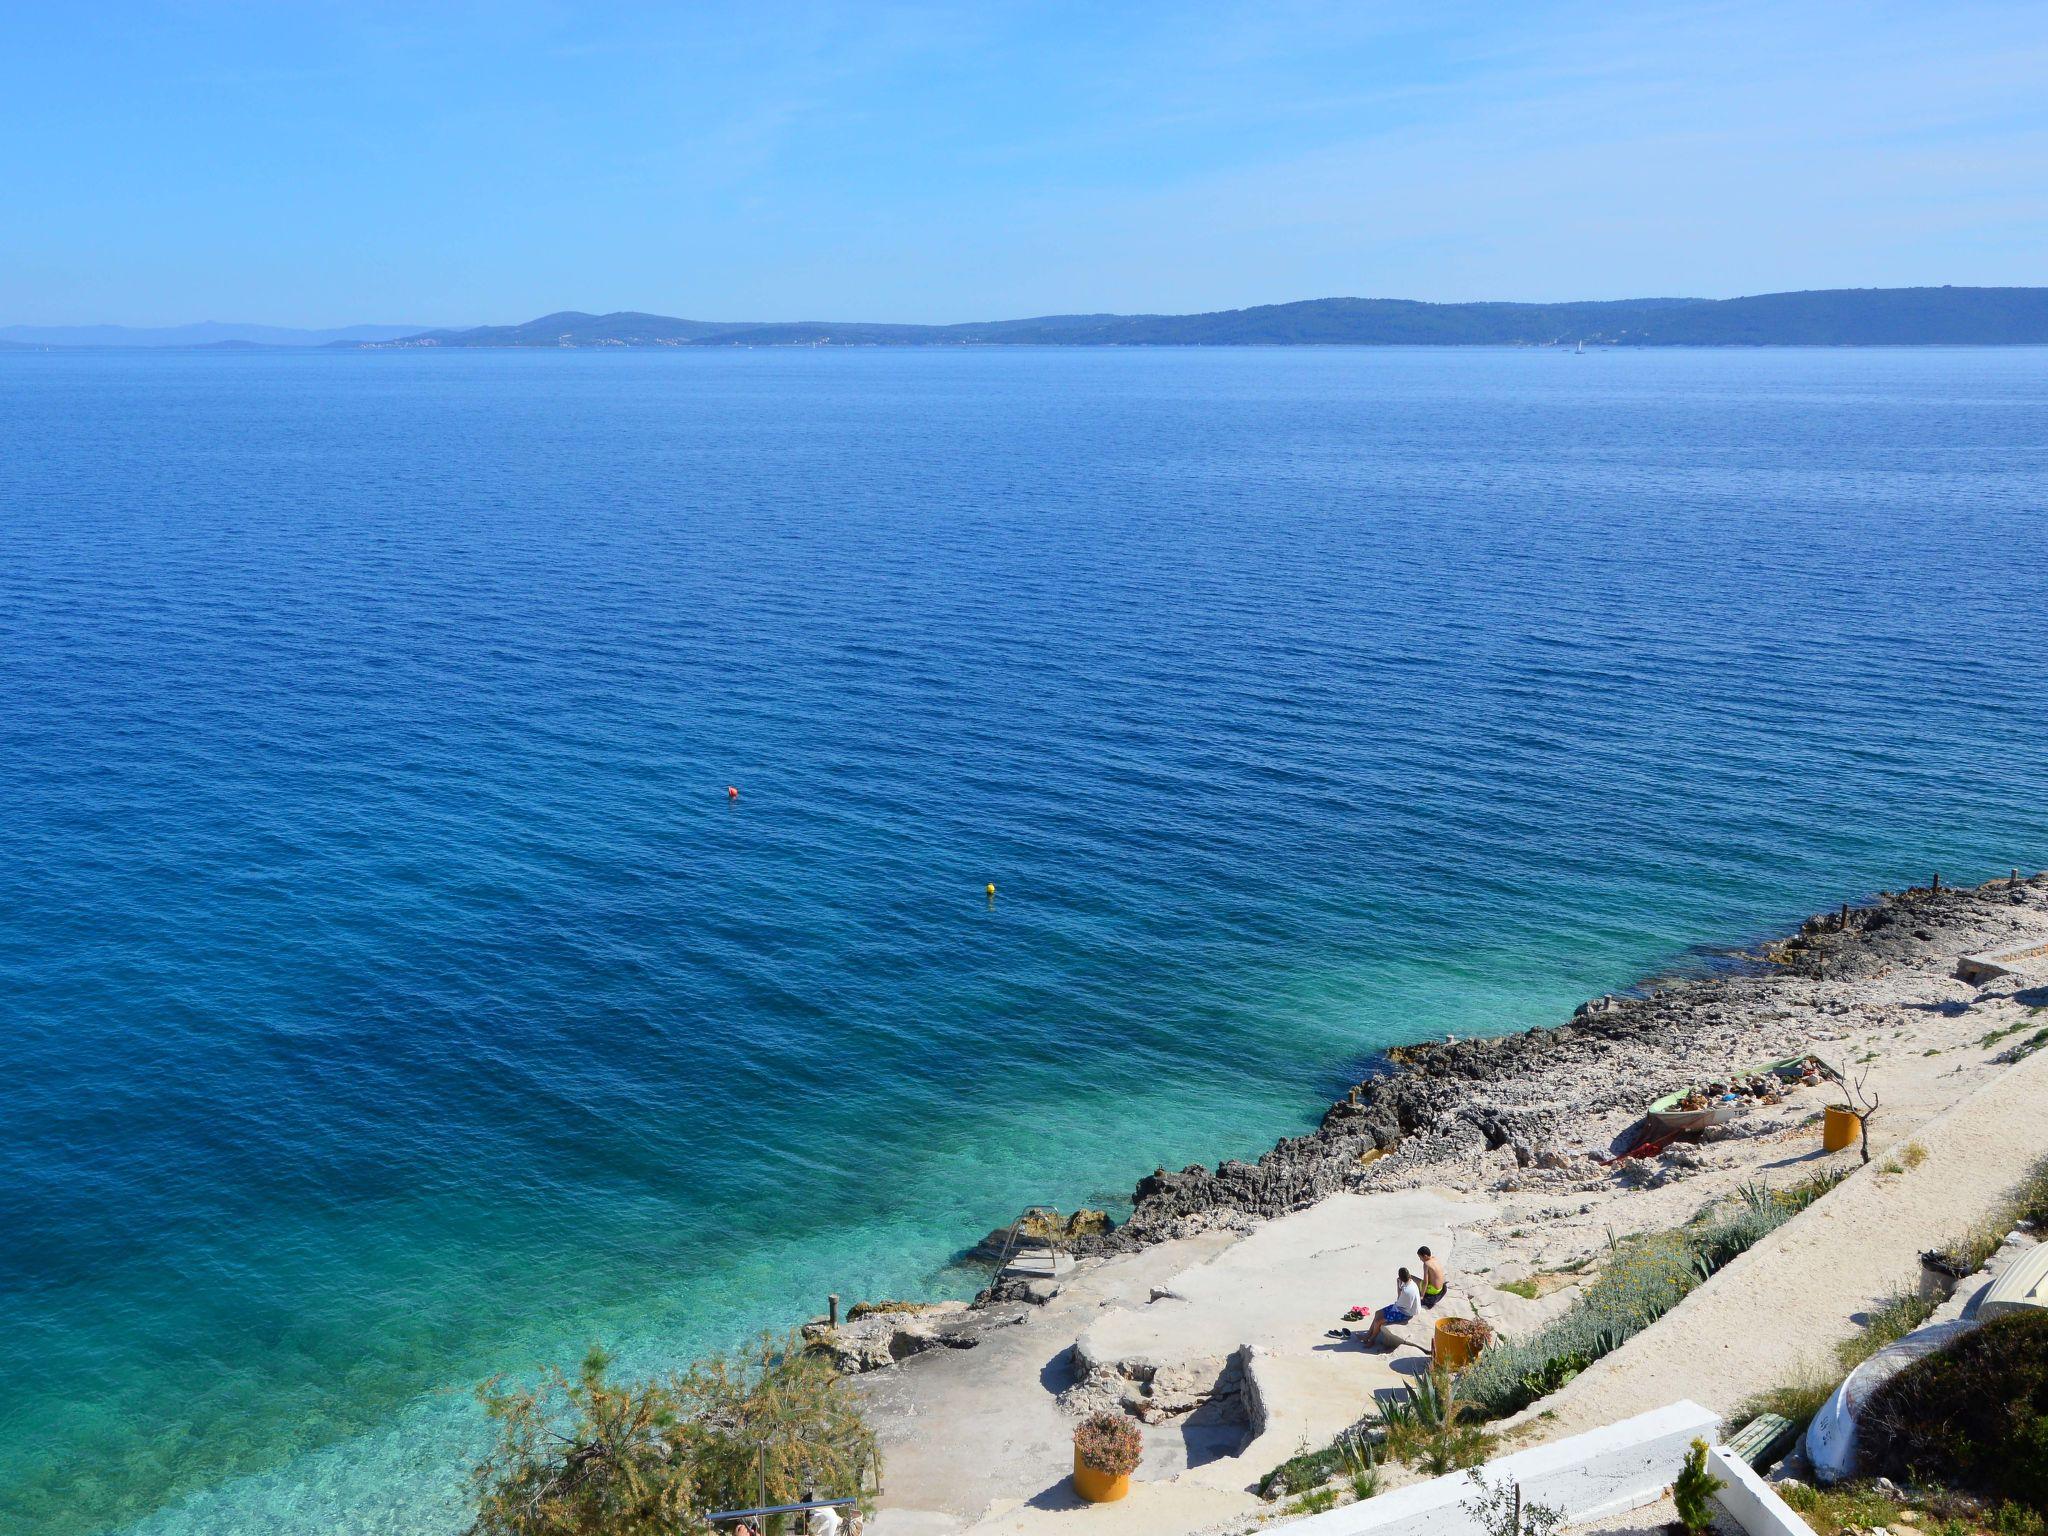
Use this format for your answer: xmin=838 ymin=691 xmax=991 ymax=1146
xmin=802 ymin=1300 xmax=974 ymax=1374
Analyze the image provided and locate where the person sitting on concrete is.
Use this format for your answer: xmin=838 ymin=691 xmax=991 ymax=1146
xmin=1330 ymin=1267 xmax=1421 ymax=1349
xmin=1418 ymin=1245 xmax=1448 ymax=1309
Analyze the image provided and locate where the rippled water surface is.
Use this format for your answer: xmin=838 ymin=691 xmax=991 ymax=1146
xmin=3 ymin=346 xmax=2045 ymax=1535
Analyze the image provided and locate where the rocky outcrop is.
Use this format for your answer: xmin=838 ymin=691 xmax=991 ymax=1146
xmin=965 ymin=1208 xmax=1115 ymax=1261
xmin=802 ymin=1300 xmax=979 ymax=1374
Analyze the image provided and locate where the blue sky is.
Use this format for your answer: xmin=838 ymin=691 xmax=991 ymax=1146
xmin=4 ymin=1 xmax=2046 ymax=326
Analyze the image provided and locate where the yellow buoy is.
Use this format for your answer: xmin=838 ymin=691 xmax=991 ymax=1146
xmin=986 ymin=883 xmax=997 ymax=897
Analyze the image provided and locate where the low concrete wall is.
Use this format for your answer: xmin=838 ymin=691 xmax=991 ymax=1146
xmin=1282 ymin=1400 xmax=1720 ymax=1536
xmin=1709 ymin=1444 xmax=1811 ymax=1536
xmin=1238 ymin=1344 xmax=1273 ymax=1441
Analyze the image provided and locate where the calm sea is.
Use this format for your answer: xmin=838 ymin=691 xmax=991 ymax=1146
xmin=2 ymin=346 xmax=2044 ymax=1535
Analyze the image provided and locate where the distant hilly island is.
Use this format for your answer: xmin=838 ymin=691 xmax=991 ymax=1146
xmin=9 ymin=288 xmax=2048 ymax=349
xmin=0 ymin=321 xmax=429 ymax=349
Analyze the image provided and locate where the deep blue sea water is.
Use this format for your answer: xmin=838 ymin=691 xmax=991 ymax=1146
xmin=3 ymin=346 xmax=2045 ymax=1536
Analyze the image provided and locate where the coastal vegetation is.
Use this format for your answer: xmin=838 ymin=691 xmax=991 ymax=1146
xmin=468 ymin=1335 xmax=877 ymax=1536
xmin=1375 ymin=1365 xmax=1495 ymax=1474
xmin=1671 ymin=1438 xmax=1725 ymax=1535
xmin=1952 ymin=1155 xmax=2048 ymax=1270
xmin=1257 ymin=1367 xmax=1491 ymax=1499
xmin=1862 ymin=1312 xmax=2048 ymax=1512
xmin=1460 ymin=1172 xmax=1845 ymax=1417
xmin=1257 ymin=1436 xmax=1366 ymax=1499
xmin=1780 ymin=1480 xmax=2048 ymax=1536
xmin=1462 ymin=1469 xmax=1564 ymax=1536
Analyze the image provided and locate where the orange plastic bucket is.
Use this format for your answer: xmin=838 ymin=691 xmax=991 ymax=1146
xmin=1434 ymin=1318 xmax=1481 ymax=1369
xmin=1822 ymin=1105 xmax=1860 ymax=1152
xmin=1073 ymin=1451 xmax=1131 ymax=1503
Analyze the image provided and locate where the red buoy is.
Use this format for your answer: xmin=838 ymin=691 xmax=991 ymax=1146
xmin=726 ymin=786 xmax=739 ymax=801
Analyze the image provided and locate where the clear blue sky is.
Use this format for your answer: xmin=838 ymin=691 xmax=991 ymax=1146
xmin=4 ymin=1 xmax=2045 ymax=327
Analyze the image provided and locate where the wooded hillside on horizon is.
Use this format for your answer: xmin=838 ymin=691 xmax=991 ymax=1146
xmin=360 ymin=287 xmax=2048 ymax=349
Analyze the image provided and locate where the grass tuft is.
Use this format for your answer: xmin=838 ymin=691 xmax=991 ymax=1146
xmin=1840 ymin=1290 xmax=1939 ymax=1372
xmin=1285 ymin=1487 xmax=1338 ymax=1516
xmin=1732 ymin=1363 xmax=1838 ymax=1431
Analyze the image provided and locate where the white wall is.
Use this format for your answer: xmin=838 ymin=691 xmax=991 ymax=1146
xmin=1708 ymin=1443 xmax=1812 ymax=1536
xmin=1282 ymin=1400 xmax=1722 ymax=1536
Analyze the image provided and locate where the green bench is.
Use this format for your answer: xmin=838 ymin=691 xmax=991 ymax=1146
xmin=1725 ymin=1413 xmax=1800 ymax=1470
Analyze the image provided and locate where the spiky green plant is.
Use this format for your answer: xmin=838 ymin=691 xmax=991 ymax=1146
xmin=1378 ymin=1366 xmax=1493 ymax=1474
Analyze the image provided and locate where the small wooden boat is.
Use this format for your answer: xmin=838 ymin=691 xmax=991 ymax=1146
xmin=1644 ymin=1055 xmax=1826 ymax=1136
xmin=1644 ymin=1090 xmax=1741 ymax=1135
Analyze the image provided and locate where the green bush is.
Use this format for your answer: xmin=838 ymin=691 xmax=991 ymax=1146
xmin=1861 ymin=1312 xmax=2048 ymax=1510
xmin=1672 ymin=1437 xmax=1724 ymax=1534
xmin=1257 ymin=1441 xmax=1347 ymax=1499
xmin=469 ymin=1335 xmax=879 ymax=1536
xmin=470 ymin=1348 xmax=700 ymax=1536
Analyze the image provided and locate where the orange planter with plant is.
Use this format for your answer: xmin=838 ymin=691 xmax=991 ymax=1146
xmin=1072 ymin=1412 xmax=1142 ymax=1503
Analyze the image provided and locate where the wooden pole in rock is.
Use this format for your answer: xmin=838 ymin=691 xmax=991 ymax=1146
xmin=1932 ymin=871 xmax=1941 ymax=894
xmin=1840 ymin=902 xmax=1850 ymax=930
xmin=828 ymin=1294 xmax=839 ymax=1329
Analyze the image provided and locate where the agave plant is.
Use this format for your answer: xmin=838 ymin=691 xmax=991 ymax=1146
xmin=1376 ymin=1367 xmax=1493 ymax=1475
xmin=1334 ymin=1432 xmax=1380 ymax=1501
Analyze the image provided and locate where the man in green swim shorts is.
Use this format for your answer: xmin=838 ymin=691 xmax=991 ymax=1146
xmin=1418 ymin=1245 xmax=1448 ymax=1308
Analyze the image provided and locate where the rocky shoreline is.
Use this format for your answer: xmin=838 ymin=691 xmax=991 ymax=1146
xmin=808 ymin=872 xmax=2044 ymax=1370
xmin=1101 ymin=872 xmax=2044 ymax=1250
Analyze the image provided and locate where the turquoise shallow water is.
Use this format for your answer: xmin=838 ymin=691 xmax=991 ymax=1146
xmin=2 ymin=346 xmax=2045 ymax=1535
